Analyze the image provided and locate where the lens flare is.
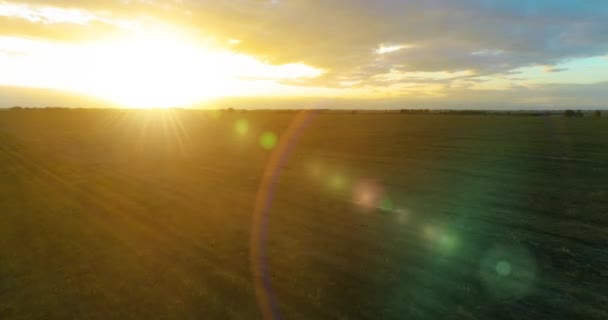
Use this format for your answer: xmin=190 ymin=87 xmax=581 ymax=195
xmin=424 ymin=225 xmax=438 ymax=240
xmin=307 ymin=160 xmax=324 ymax=179
xmin=394 ymin=208 xmax=410 ymax=223
xmin=352 ymin=179 xmax=384 ymax=212
xmin=260 ymin=132 xmax=278 ymax=150
xmin=250 ymin=111 xmax=319 ymax=320
xmin=480 ymin=244 xmax=538 ymax=300
xmin=328 ymin=173 xmax=347 ymax=191
xmin=236 ymin=119 xmax=249 ymax=136
xmin=439 ymin=234 xmax=458 ymax=251
xmin=379 ymin=196 xmax=394 ymax=212
xmin=496 ymin=260 xmax=512 ymax=277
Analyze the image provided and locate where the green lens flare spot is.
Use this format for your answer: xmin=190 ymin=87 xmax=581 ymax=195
xmin=480 ymin=245 xmax=537 ymax=300
xmin=329 ymin=174 xmax=345 ymax=190
xmin=236 ymin=119 xmax=249 ymax=136
xmin=380 ymin=197 xmax=394 ymax=211
xmin=496 ymin=261 xmax=512 ymax=277
xmin=424 ymin=226 xmax=438 ymax=239
xmin=439 ymin=234 xmax=457 ymax=250
xmin=260 ymin=132 xmax=278 ymax=150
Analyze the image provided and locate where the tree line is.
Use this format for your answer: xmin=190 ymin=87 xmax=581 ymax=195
xmin=563 ymin=110 xmax=602 ymax=117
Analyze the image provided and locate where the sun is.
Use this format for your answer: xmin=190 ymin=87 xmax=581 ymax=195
xmin=0 ymin=24 xmax=326 ymax=108
xmin=59 ymin=29 xmax=325 ymax=108
xmin=70 ymin=31 xmax=229 ymax=108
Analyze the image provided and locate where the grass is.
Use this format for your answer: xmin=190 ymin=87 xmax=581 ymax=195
xmin=0 ymin=109 xmax=607 ymax=319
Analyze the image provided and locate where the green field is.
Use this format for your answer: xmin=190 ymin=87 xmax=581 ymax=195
xmin=0 ymin=109 xmax=607 ymax=319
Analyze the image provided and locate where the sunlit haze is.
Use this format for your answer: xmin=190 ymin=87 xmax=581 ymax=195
xmin=1 ymin=1 xmax=608 ymax=108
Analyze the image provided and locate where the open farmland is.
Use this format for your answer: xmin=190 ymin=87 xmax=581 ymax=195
xmin=0 ymin=109 xmax=607 ymax=319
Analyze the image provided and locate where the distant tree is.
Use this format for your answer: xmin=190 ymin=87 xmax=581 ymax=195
xmin=576 ymin=110 xmax=584 ymax=117
xmin=9 ymin=106 xmax=23 ymax=110
xmin=594 ymin=110 xmax=602 ymax=118
xmin=564 ymin=110 xmax=575 ymax=117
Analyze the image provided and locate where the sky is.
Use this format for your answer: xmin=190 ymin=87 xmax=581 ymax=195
xmin=1 ymin=0 xmax=607 ymax=109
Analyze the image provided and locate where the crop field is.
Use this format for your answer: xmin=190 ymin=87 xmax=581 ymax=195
xmin=0 ymin=109 xmax=607 ymax=319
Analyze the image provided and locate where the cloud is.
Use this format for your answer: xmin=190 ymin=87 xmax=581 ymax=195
xmin=6 ymin=1 xmax=608 ymax=68
xmin=0 ymin=1 xmax=137 ymax=42
xmin=544 ymin=66 xmax=568 ymax=73
xmin=172 ymin=1 xmax=608 ymax=76
xmin=1 ymin=0 xmax=608 ymax=105
xmin=0 ymin=16 xmax=126 ymax=42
